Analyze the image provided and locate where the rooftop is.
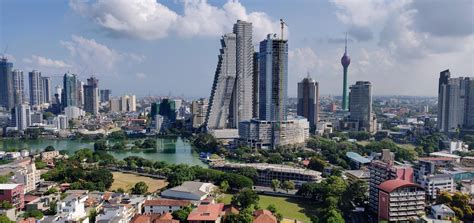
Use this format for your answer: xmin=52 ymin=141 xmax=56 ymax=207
xmin=187 ymin=203 xmax=224 ymax=221
xmin=0 ymin=184 xmax=21 ymax=190
xmin=144 ymin=199 xmax=191 ymax=206
xmin=431 ymin=204 xmax=454 ymax=214
xmin=346 ymin=152 xmax=371 ymax=164
xmin=378 ymin=179 xmax=422 ymax=193
xmin=213 ymin=162 xmax=322 ymax=176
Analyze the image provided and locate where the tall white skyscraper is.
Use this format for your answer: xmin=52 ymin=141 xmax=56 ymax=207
xmin=231 ymin=20 xmax=254 ymax=127
xmin=12 ymin=69 xmax=25 ymax=106
xmin=29 ymin=70 xmax=43 ymax=106
xmin=13 ymin=104 xmax=31 ymax=131
xmin=205 ymin=33 xmax=237 ymax=130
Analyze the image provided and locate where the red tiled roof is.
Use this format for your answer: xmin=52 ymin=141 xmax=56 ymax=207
xmin=419 ymin=157 xmax=454 ymax=161
xmin=378 ymin=179 xmax=422 ymax=193
xmin=131 ymin=214 xmax=179 ymax=223
xmin=19 ymin=218 xmax=36 ymax=223
xmin=253 ymin=210 xmax=277 ymax=223
xmin=187 ymin=203 xmax=224 ymax=221
xmin=144 ymin=199 xmax=191 ymax=207
xmin=24 ymin=195 xmax=39 ymax=203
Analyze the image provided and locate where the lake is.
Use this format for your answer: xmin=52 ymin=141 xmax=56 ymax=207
xmin=0 ymin=137 xmax=205 ymax=166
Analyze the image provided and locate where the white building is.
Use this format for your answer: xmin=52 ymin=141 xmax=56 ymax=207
xmin=416 ymin=174 xmax=454 ymax=200
xmin=239 ymin=117 xmax=309 ymax=149
xmin=64 ymin=106 xmax=85 ymax=120
xmin=449 ymin=140 xmax=468 ymax=154
xmin=13 ymin=104 xmax=31 ymax=131
xmin=143 ymin=199 xmax=191 ymax=214
xmin=14 ymin=161 xmax=40 ymax=194
xmin=161 ymin=181 xmax=217 ymax=201
xmin=55 ymin=115 xmax=68 ymax=130
xmin=54 ymin=193 xmax=89 ymax=223
xmin=120 ymin=95 xmax=136 ymax=112
xmin=96 ymin=205 xmax=134 ymax=223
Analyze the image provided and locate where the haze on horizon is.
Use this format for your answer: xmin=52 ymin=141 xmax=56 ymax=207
xmin=1 ymin=0 xmax=473 ymax=98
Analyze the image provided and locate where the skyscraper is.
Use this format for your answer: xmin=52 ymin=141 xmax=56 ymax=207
xmin=205 ymin=33 xmax=237 ymax=130
xmin=100 ymin=89 xmax=112 ymax=103
xmin=12 ymin=104 xmax=31 ymax=131
xmin=231 ymin=20 xmax=254 ymax=127
xmin=192 ymin=98 xmax=208 ymax=129
xmin=297 ymin=76 xmax=319 ymax=130
xmin=348 ymin=81 xmax=376 ymax=133
xmin=0 ymin=58 xmax=14 ymax=110
xmin=83 ymin=77 xmax=99 ymax=115
xmin=252 ymin=51 xmax=259 ymax=119
xmin=28 ymin=70 xmax=44 ymax=106
xmin=341 ymin=35 xmax=351 ymax=111
xmin=62 ymin=73 xmax=77 ymax=109
xmin=76 ymin=80 xmax=84 ymax=108
xmin=12 ymin=69 xmax=25 ymax=106
xmin=42 ymin=77 xmax=52 ymax=103
xmin=437 ymin=69 xmax=474 ymax=132
xmin=258 ymin=34 xmax=288 ymax=122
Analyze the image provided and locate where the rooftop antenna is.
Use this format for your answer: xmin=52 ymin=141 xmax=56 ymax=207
xmin=2 ymin=45 xmax=8 ymax=59
xmin=280 ymin=19 xmax=288 ymax=40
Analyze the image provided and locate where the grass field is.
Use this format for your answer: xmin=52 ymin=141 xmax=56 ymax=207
xmin=110 ymin=171 xmax=168 ymax=193
xmin=357 ymin=140 xmax=416 ymax=150
xmin=221 ymin=194 xmax=315 ymax=222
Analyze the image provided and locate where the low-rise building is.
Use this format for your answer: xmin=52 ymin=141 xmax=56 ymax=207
xmin=53 ymin=192 xmax=89 ymax=223
xmin=378 ymin=179 xmax=425 ymax=222
xmin=131 ymin=212 xmax=178 ymax=223
xmin=430 ymin=204 xmax=455 ymax=221
xmin=416 ymin=174 xmax=454 ymax=200
xmin=41 ymin=151 xmax=61 ymax=161
xmin=14 ymin=161 xmax=41 ymax=193
xmin=345 ymin=169 xmax=370 ymax=184
xmin=461 ymin=156 xmax=474 ymax=167
xmin=253 ymin=210 xmax=277 ymax=223
xmin=187 ymin=203 xmax=224 ymax=223
xmin=144 ymin=199 xmax=191 ymax=214
xmin=346 ymin=152 xmax=372 ymax=169
xmin=0 ymin=184 xmax=24 ymax=209
xmin=161 ymin=181 xmax=217 ymax=201
xmin=211 ymin=162 xmax=322 ymax=187
xmin=96 ymin=205 xmax=134 ymax=223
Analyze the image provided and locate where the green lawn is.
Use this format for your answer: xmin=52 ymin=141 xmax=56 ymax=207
xmin=221 ymin=194 xmax=315 ymax=222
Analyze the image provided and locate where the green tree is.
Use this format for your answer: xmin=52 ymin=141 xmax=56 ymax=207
xmin=131 ymin=181 xmax=149 ymax=194
xmin=220 ymin=173 xmax=253 ymax=189
xmin=94 ymin=140 xmax=108 ymax=151
xmin=108 ymin=130 xmax=126 ymax=140
xmin=271 ymin=179 xmax=281 ymax=192
xmin=220 ymin=180 xmax=229 ymax=193
xmin=282 ymin=180 xmax=295 ymax=193
xmin=44 ymin=145 xmax=55 ymax=151
xmin=24 ymin=210 xmax=44 ymax=219
xmin=0 ymin=201 xmax=13 ymax=209
xmin=308 ymin=156 xmax=328 ymax=172
xmin=344 ymin=180 xmax=368 ymax=208
xmin=267 ymin=204 xmax=277 ymax=213
xmin=236 ymin=208 xmax=254 ymax=223
xmin=0 ymin=215 xmax=12 ymax=223
xmin=237 ymin=167 xmax=258 ymax=182
xmin=141 ymin=138 xmax=157 ymax=148
xmin=172 ymin=206 xmax=193 ymax=222
xmin=231 ymin=188 xmax=259 ymax=209
xmin=267 ymin=153 xmax=283 ymax=164
xmin=325 ymin=208 xmax=345 ymax=223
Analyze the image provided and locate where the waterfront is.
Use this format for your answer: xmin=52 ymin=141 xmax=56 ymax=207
xmin=0 ymin=137 xmax=205 ymax=166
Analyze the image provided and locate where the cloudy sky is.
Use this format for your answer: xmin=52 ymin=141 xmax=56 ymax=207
xmin=1 ymin=0 xmax=473 ymax=98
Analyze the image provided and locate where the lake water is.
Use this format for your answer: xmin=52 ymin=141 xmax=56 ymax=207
xmin=0 ymin=137 xmax=205 ymax=166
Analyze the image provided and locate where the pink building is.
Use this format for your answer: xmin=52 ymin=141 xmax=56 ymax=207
xmin=0 ymin=184 xmax=24 ymax=209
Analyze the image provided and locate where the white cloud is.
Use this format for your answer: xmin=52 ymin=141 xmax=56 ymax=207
xmin=23 ymin=55 xmax=71 ymax=68
xmin=289 ymin=47 xmax=320 ymax=76
xmin=70 ymin=0 xmax=281 ymax=41
xmin=135 ymin=72 xmax=147 ymax=80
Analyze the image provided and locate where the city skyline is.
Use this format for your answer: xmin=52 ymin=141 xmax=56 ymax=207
xmin=1 ymin=0 xmax=473 ymax=98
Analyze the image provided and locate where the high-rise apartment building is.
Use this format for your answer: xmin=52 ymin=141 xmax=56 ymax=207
xmin=100 ymin=89 xmax=112 ymax=103
xmin=231 ymin=20 xmax=254 ymax=127
xmin=12 ymin=104 xmax=31 ymax=131
xmin=28 ymin=70 xmax=43 ymax=106
xmin=378 ymin=179 xmax=425 ymax=222
xmin=12 ymin=69 xmax=25 ymax=105
xmin=258 ymin=34 xmax=288 ymax=122
xmin=348 ymin=81 xmax=377 ymax=133
xmin=119 ymin=95 xmax=136 ymax=112
xmin=297 ymin=76 xmax=319 ymax=130
xmin=191 ymin=98 xmax=208 ymax=129
xmin=0 ymin=58 xmax=14 ymax=110
xmin=62 ymin=73 xmax=77 ymax=109
xmin=76 ymin=80 xmax=84 ymax=108
xmin=42 ymin=76 xmax=52 ymax=103
xmin=437 ymin=69 xmax=474 ymax=133
xmin=368 ymin=150 xmax=414 ymax=214
xmin=252 ymin=52 xmax=259 ymax=119
xmin=83 ymin=77 xmax=99 ymax=115
xmin=205 ymin=33 xmax=237 ymax=130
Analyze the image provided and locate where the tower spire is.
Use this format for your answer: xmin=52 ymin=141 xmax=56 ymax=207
xmin=345 ymin=32 xmax=347 ymax=54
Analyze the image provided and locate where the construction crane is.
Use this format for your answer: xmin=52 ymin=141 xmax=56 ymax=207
xmin=280 ymin=18 xmax=288 ymax=40
xmin=2 ymin=45 xmax=9 ymax=59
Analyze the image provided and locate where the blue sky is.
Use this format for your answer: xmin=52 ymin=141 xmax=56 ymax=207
xmin=1 ymin=0 xmax=473 ymax=98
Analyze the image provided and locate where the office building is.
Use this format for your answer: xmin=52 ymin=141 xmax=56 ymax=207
xmin=29 ymin=70 xmax=43 ymax=106
xmin=191 ymin=98 xmax=208 ymax=129
xmin=369 ymin=149 xmax=414 ymax=214
xmin=252 ymin=51 xmax=259 ymax=118
xmin=76 ymin=80 xmax=84 ymax=108
xmin=12 ymin=104 xmax=31 ymax=131
xmin=347 ymin=81 xmax=377 ymax=133
xmin=205 ymin=33 xmax=237 ymax=130
xmin=437 ymin=69 xmax=474 ymax=133
xmin=258 ymin=34 xmax=288 ymax=122
xmin=62 ymin=73 xmax=77 ymax=108
xmin=64 ymin=106 xmax=85 ymax=120
xmin=55 ymin=85 xmax=62 ymax=102
xmin=212 ymin=162 xmax=322 ymax=187
xmin=42 ymin=76 xmax=52 ymax=103
xmin=231 ymin=20 xmax=254 ymax=127
xmin=413 ymin=159 xmax=454 ymax=200
xmin=120 ymin=95 xmax=136 ymax=112
xmin=239 ymin=117 xmax=309 ymax=149
xmin=100 ymin=89 xmax=111 ymax=103
xmin=297 ymin=76 xmax=319 ymax=130
xmin=83 ymin=77 xmax=99 ymax=115
xmin=12 ymin=69 xmax=25 ymax=105
xmin=0 ymin=58 xmax=14 ymax=110
xmin=378 ymin=179 xmax=425 ymax=222
xmin=341 ymin=35 xmax=350 ymax=111
xmin=109 ymin=98 xmax=121 ymax=112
